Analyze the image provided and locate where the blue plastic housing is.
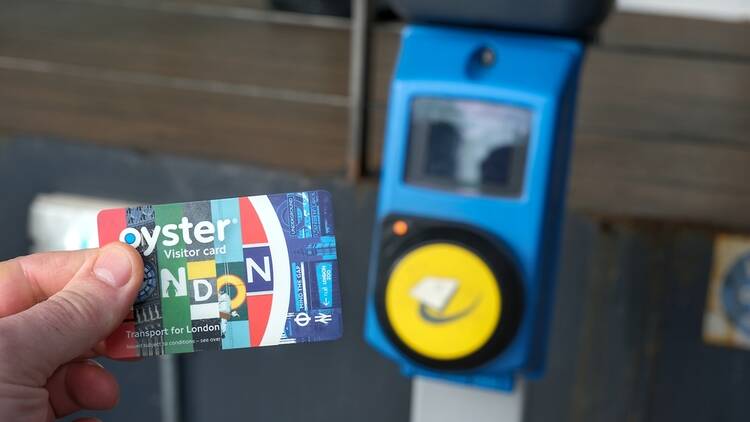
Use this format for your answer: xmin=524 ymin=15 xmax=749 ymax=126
xmin=364 ymin=25 xmax=584 ymax=390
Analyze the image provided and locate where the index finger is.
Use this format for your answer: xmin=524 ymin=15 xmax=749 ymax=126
xmin=0 ymin=248 xmax=99 ymax=318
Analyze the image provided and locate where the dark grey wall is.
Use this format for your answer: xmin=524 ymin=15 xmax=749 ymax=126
xmin=526 ymin=223 xmax=750 ymax=422
xmin=2 ymin=139 xmax=749 ymax=422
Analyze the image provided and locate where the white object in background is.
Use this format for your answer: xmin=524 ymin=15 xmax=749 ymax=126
xmin=28 ymin=193 xmax=131 ymax=252
xmin=617 ymin=0 xmax=750 ymax=22
xmin=411 ymin=376 xmax=524 ymax=422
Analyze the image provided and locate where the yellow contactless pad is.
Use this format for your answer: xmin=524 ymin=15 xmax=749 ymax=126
xmin=385 ymin=242 xmax=502 ymax=361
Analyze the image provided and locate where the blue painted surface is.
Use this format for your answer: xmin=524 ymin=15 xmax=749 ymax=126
xmin=364 ymin=24 xmax=583 ymax=390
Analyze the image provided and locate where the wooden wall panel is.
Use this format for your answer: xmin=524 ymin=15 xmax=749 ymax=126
xmin=1 ymin=0 xmax=749 ymax=227
xmin=577 ymin=49 xmax=750 ymax=146
xmin=571 ymin=132 xmax=750 ymax=227
xmin=601 ymin=12 xmax=750 ymax=58
xmin=0 ymin=0 xmax=351 ymax=98
xmin=0 ymin=68 xmax=348 ymax=173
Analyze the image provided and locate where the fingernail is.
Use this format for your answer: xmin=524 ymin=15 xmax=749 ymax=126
xmin=93 ymin=246 xmax=132 ymax=288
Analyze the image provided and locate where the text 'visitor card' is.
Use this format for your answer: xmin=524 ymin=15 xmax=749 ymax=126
xmin=97 ymin=190 xmax=342 ymax=358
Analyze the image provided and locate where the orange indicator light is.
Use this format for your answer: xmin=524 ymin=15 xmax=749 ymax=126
xmin=392 ymin=220 xmax=409 ymax=236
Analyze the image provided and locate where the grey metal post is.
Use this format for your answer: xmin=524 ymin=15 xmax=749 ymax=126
xmin=411 ymin=376 xmax=525 ymax=422
xmin=160 ymin=355 xmax=181 ymax=422
xmin=347 ymin=0 xmax=374 ymax=182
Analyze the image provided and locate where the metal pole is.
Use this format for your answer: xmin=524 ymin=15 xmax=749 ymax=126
xmin=160 ymin=355 xmax=181 ymax=422
xmin=411 ymin=376 xmax=525 ymax=422
xmin=347 ymin=0 xmax=373 ymax=182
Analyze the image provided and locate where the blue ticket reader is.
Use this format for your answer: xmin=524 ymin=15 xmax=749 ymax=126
xmin=364 ymin=24 xmax=585 ymax=391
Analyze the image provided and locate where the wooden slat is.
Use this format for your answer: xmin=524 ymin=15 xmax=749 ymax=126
xmin=570 ymin=132 xmax=750 ymax=228
xmin=0 ymin=68 xmax=348 ymax=173
xmin=600 ymin=12 xmax=750 ymax=59
xmin=370 ymin=27 xmax=400 ymax=105
xmin=0 ymin=0 xmax=351 ymax=99
xmin=366 ymin=105 xmax=387 ymax=171
xmin=577 ymin=49 xmax=750 ymax=146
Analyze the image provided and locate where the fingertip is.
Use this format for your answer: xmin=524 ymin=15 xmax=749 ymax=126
xmin=99 ymin=242 xmax=144 ymax=288
xmin=47 ymin=360 xmax=120 ymax=418
xmin=66 ymin=360 xmax=120 ymax=410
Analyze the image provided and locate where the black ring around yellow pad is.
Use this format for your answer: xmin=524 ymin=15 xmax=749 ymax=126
xmin=385 ymin=242 xmax=502 ymax=360
xmin=375 ymin=218 xmax=523 ymax=371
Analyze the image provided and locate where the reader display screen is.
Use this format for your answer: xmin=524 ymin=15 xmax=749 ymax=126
xmin=405 ymin=97 xmax=532 ymax=197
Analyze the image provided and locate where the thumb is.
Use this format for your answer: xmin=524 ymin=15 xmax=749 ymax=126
xmin=3 ymin=243 xmax=143 ymax=383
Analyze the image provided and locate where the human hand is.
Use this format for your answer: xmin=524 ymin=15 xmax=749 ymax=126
xmin=0 ymin=243 xmax=144 ymax=422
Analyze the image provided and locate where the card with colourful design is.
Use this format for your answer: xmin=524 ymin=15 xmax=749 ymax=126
xmin=97 ymin=190 xmax=342 ymax=358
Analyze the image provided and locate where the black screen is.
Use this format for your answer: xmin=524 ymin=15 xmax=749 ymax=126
xmin=405 ymin=97 xmax=532 ymax=197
